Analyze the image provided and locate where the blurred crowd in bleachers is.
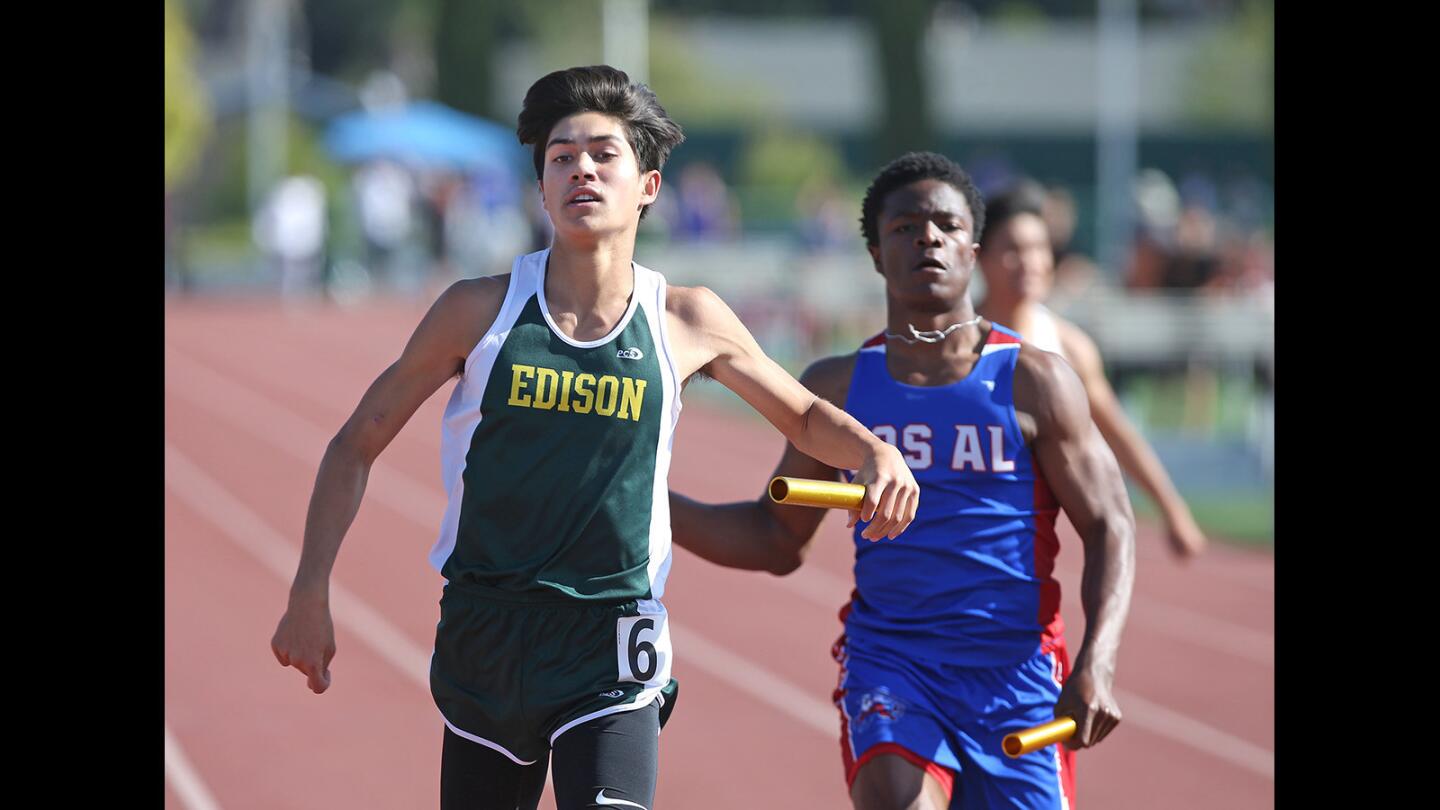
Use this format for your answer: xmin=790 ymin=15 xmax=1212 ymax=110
xmin=230 ymin=151 xmax=1273 ymax=322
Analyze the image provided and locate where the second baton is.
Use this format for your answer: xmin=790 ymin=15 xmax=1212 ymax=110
xmin=1002 ymin=717 xmax=1077 ymax=758
xmin=768 ymin=477 xmax=867 ymax=510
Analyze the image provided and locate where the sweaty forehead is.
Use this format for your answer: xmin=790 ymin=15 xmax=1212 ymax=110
xmin=881 ymin=178 xmax=972 ymax=223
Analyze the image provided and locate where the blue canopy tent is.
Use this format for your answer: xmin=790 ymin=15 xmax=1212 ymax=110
xmin=324 ymin=101 xmax=526 ymax=178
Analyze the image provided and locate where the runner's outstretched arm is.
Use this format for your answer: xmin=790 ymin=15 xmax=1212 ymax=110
xmin=270 ymin=278 xmax=504 ymax=694
xmin=670 ymin=354 xmax=856 ymax=573
xmin=668 ymin=286 xmax=917 ymax=541
xmin=1017 ymin=348 xmax=1135 ymax=750
xmin=1060 ymin=324 xmax=1206 ymax=558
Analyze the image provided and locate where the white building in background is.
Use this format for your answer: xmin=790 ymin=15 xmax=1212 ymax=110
xmin=493 ymin=17 xmax=1266 ymax=135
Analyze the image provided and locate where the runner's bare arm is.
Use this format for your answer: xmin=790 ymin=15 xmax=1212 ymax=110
xmin=669 ymin=355 xmax=855 ymax=573
xmin=270 ymin=277 xmax=506 ymax=694
xmin=1015 ymin=347 xmax=1135 ymax=750
xmin=667 ymin=286 xmax=916 ymax=541
xmin=1059 ymin=322 xmax=1206 ymax=558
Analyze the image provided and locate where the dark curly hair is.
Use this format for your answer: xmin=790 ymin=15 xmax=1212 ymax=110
xmin=516 ymin=65 xmax=685 ymax=220
xmin=859 ymin=152 xmax=985 ymax=248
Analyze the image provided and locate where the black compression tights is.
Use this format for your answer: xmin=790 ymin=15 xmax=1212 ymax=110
xmin=440 ymin=702 xmax=660 ymax=810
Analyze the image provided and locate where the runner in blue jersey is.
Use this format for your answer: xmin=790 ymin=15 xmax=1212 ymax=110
xmin=670 ymin=152 xmax=1136 ymax=809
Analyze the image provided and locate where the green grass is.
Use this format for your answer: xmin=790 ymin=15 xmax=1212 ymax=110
xmin=1129 ymin=488 xmax=1273 ymax=549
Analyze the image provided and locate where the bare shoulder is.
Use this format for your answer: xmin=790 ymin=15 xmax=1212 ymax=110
xmin=664 ymin=283 xmax=729 ymax=327
xmin=410 ymin=274 xmax=513 ymax=367
xmin=445 ymin=273 xmax=511 ymax=315
xmin=1055 ymin=316 xmax=1103 ymax=371
xmin=432 ymin=274 xmax=510 ymax=330
xmin=798 ymin=352 xmax=858 ymax=408
xmin=1014 ymin=344 xmax=1089 ymax=432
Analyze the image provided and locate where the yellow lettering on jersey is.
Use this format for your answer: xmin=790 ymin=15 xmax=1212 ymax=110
xmin=618 ymin=377 xmax=647 ymax=421
xmin=508 ymin=365 xmax=646 ymax=421
xmin=595 ymin=375 xmax=619 ymax=417
xmin=557 ymin=370 xmax=575 ymax=412
xmin=571 ymin=373 xmax=596 ymax=414
xmin=508 ymin=364 xmax=535 ymax=407
xmin=533 ymin=367 xmax=559 ymax=410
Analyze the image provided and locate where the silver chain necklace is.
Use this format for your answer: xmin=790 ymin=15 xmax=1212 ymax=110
xmin=884 ymin=316 xmax=983 ymax=345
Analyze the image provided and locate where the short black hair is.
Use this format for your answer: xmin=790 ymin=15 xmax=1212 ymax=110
xmin=978 ymin=179 xmax=1047 ymax=245
xmin=516 ymin=65 xmax=685 ymax=219
xmin=859 ymin=152 xmax=985 ymax=247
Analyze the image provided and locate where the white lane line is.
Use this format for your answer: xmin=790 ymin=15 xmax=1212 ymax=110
xmin=1111 ymin=594 xmax=1272 ymax=665
xmin=669 ymin=619 xmax=837 ymax=737
xmin=172 ymin=341 xmax=1273 ymax=665
xmin=166 ymin=428 xmax=832 ymax=741
xmin=785 ymin=562 xmax=1273 ymax=667
xmin=688 ymin=421 xmax=1273 ymax=599
xmin=165 ymin=443 xmax=432 ymax=691
xmin=166 ymin=436 xmax=836 ymax=743
xmin=165 ymin=346 xmax=447 ymax=531
xmin=1115 ymin=689 xmax=1274 ymax=780
xmin=167 ymin=351 xmax=1274 ymax=780
xmin=164 ymin=724 xmax=224 ymax=810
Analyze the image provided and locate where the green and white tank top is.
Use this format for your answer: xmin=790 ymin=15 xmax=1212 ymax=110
xmin=429 ymin=248 xmax=683 ymax=604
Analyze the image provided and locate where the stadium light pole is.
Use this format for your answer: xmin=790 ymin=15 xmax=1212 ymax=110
xmin=246 ymin=0 xmax=289 ymax=217
xmin=602 ymin=0 xmax=649 ymax=85
xmin=1095 ymin=0 xmax=1138 ymax=280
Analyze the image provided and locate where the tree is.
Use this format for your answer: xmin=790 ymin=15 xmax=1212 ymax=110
xmin=434 ymin=0 xmax=505 ymax=118
xmin=165 ymin=0 xmax=214 ymax=192
xmin=862 ymin=0 xmax=937 ymax=165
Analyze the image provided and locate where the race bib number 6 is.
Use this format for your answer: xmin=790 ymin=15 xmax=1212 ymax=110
xmin=616 ymin=612 xmax=669 ymax=684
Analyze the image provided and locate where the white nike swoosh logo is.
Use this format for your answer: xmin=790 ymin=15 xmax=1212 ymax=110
xmin=594 ymin=789 xmax=649 ymax=809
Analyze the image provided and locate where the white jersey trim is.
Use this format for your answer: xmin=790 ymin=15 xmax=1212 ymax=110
xmin=1046 ymin=650 xmax=1072 ymax=810
xmin=980 ymin=342 xmax=1021 ymax=356
xmin=642 ymin=265 xmax=680 ymax=599
xmin=1026 ymin=304 xmax=1067 ymax=359
xmin=440 ymin=714 xmax=539 ymax=765
xmin=549 ymin=686 xmax=666 ymax=747
xmin=430 ymin=251 xmax=540 ymax=574
xmin=460 ymin=257 xmax=524 ymax=380
xmin=536 ymin=248 xmax=643 ymax=348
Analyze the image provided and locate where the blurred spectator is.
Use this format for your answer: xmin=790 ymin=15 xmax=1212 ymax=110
xmin=1126 ymin=168 xmax=1182 ymax=290
xmin=1038 ymin=183 xmax=1100 ymax=305
xmin=1178 ymin=169 xmax=1220 ymax=214
xmin=444 ymin=168 xmax=532 ymax=278
xmin=1124 ymin=166 xmax=1272 ymax=298
xmin=1205 ymin=228 xmax=1274 ymax=306
xmin=352 ymin=160 xmax=415 ymax=282
xmin=253 ymin=175 xmax=328 ymax=300
xmin=795 ymin=176 xmax=856 ymax=253
xmin=673 ymin=162 xmax=739 ymax=242
xmin=1164 ymin=202 xmax=1222 ymax=289
xmin=523 ymin=182 xmax=555 ymax=253
xmin=968 ymin=151 xmax=1019 ymax=198
xmin=417 ymin=170 xmax=463 ymax=284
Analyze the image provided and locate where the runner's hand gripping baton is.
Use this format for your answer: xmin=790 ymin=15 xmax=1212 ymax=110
xmin=768 ymin=477 xmax=866 ymax=510
xmin=772 ymin=476 xmax=1072 ymax=756
xmin=1002 ymin=717 xmax=1077 ymax=757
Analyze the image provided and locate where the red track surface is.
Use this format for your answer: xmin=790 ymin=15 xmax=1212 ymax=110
xmin=165 ymin=298 xmax=1274 ymax=809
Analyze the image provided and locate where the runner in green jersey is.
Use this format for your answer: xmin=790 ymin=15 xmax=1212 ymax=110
xmin=270 ymin=66 xmax=921 ymax=810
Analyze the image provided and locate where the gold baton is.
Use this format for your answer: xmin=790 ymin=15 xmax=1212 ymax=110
xmin=768 ymin=477 xmax=866 ymax=510
xmin=1003 ymin=717 xmax=1077 ymax=758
